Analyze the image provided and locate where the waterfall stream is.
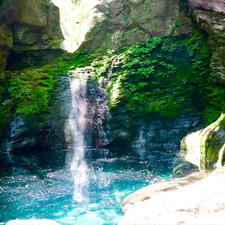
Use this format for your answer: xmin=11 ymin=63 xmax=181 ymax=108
xmin=65 ymin=72 xmax=90 ymax=202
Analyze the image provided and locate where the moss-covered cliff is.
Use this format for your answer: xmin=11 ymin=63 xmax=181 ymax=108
xmin=180 ymin=0 xmax=225 ymax=170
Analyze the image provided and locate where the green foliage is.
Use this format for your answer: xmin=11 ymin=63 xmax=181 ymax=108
xmin=40 ymin=0 xmax=52 ymax=6
xmin=90 ymin=31 xmax=223 ymax=124
xmin=0 ymin=51 xmax=92 ymax=133
xmin=5 ymin=69 xmax=55 ymax=114
xmin=107 ymin=35 xmax=211 ymax=118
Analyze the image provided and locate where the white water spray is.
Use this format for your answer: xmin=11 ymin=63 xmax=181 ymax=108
xmin=65 ymin=71 xmax=90 ymax=202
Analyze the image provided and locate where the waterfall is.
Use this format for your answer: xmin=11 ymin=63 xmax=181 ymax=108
xmin=65 ymin=71 xmax=90 ymax=202
xmin=135 ymin=128 xmax=146 ymax=160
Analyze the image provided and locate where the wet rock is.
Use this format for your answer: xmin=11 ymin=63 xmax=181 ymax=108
xmin=181 ymin=113 xmax=225 ymax=169
xmin=0 ymin=76 xmax=71 ymax=153
xmin=0 ymin=72 xmax=109 ymax=153
xmin=0 ymin=48 xmax=9 ymax=79
xmin=13 ymin=24 xmax=42 ymax=45
xmin=0 ymin=23 xmax=12 ymax=78
xmin=108 ymin=112 xmax=201 ymax=157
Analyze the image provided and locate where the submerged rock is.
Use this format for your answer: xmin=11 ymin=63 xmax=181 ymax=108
xmin=6 ymin=219 xmax=60 ymax=225
xmin=120 ymin=168 xmax=225 ymax=225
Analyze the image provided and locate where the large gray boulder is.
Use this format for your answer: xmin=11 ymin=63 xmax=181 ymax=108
xmin=120 ymin=169 xmax=225 ymax=225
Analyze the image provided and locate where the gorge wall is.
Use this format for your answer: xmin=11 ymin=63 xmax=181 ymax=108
xmin=53 ymin=0 xmax=192 ymax=52
xmin=0 ymin=0 xmax=63 ymax=78
xmin=0 ymin=0 xmax=225 ymax=170
xmin=180 ymin=0 xmax=225 ymax=169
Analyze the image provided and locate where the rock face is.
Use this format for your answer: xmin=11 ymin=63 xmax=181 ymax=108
xmin=188 ymin=0 xmax=225 ymax=85
xmin=53 ymin=0 xmax=192 ymax=52
xmin=120 ymin=169 xmax=225 ymax=225
xmin=179 ymin=0 xmax=225 ymax=170
xmin=0 ymin=76 xmax=72 ymax=153
xmin=181 ymin=113 xmax=225 ymax=170
xmin=0 ymin=71 xmax=109 ymax=154
xmin=0 ymin=0 xmax=63 ymax=77
xmin=108 ymin=110 xmax=201 ymax=155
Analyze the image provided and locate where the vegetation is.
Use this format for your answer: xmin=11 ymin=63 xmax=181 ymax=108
xmin=92 ymin=31 xmax=222 ymax=125
xmin=40 ymin=0 xmax=52 ymax=6
xmin=0 ymin=51 xmax=92 ymax=134
xmin=0 ymin=29 xmax=224 ymax=134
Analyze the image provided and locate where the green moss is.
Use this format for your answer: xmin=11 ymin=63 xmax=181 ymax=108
xmin=5 ymin=68 xmax=54 ymax=114
xmin=200 ymin=113 xmax=225 ymax=169
xmin=0 ymin=50 xmax=93 ymax=134
xmin=40 ymin=0 xmax=52 ymax=6
xmin=95 ymin=33 xmax=211 ymax=119
xmin=207 ymin=114 xmax=225 ymax=163
xmin=0 ymin=104 xmax=11 ymax=131
xmin=6 ymin=51 xmax=93 ymax=114
xmin=84 ymin=29 xmax=225 ymax=127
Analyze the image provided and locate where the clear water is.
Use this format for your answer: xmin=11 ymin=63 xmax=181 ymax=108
xmin=0 ymin=147 xmax=174 ymax=224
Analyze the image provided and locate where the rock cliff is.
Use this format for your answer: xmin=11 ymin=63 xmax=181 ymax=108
xmin=180 ymin=0 xmax=225 ymax=169
xmin=0 ymin=0 xmax=63 ymax=78
xmin=53 ymin=0 xmax=192 ymax=52
xmin=188 ymin=0 xmax=225 ymax=85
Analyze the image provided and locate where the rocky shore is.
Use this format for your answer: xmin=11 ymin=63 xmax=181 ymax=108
xmin=120 ymin=167 xmax=225 ymax=225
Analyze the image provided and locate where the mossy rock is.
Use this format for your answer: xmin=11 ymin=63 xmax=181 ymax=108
xmin=181 ymin=113 xmax=225 ymax=170
xmin=201 ymin=113 xmax=225 ymax=169
xmin=93 ymin=32 xmax=212 ymax=120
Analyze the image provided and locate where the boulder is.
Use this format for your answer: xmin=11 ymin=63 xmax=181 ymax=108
xmin=120 ymin=169 xmax=225 ymax=225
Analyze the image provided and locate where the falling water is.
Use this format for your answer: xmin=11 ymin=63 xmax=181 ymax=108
xmin=133 ymin=127 xmax=146 ymax=160
xmin=65 ymin=71 xmax=90 ymax=202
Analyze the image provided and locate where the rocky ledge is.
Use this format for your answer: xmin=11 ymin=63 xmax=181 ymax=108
xmin=120 ymin=168 xmax=225 ymax=225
